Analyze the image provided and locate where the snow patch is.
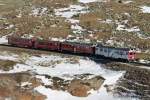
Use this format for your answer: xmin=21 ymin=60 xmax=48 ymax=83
xmin=116 ymin=25 xmax=140 ymax=32
xmin=98 ymin=19 xmax=113 ymax=24
xmin=140 ymin=6 xmax=150 ymax=13
xmin=5 ymin=24 xmax=14 ymax=29
xmin=123 ymin=1 xmax=133 ymax=4
xmin=67 ymin=19 xmax=80 ymax=24
xmin=0 ymin=53 xmax=129 ymax=100
xmin=79 ymin=0 xmax=108 ymax=3
xmin=31 ymin=7 xmax=48 ymax=16
xmin=79 ymin=0 xmax=98 ymax=3
xmin=139 ymin=59 xmax=150 ymax=64
xmin=21 ymin=34 xmax=34 ymax=39
xmin=71 ymin=24 xmax=85 ymax=34
xmin=54 ymin=5 xmax=88 ymax=18
xmin=0 ymin=52 xmax=18 ymax=61
xmin=36 ymin=75 xmax=52 ymax=86
xmin=34 ymin=85 xmax=74 ymax=100
xmin=21 ymin=82 xmax=32 ymax=87
xmin=0 ymin=35 xmax=8 ymax=44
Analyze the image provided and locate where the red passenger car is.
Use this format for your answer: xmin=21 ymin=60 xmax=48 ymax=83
xmin=60 ymin=42 xmax=75 ymax=53
xmin=74 ymin=43 xmax=95 ymax=55
xmin=34 ymin=40 xmax=60 ymax=51
xmin=8 ymin=37 xmax=33 ymax=48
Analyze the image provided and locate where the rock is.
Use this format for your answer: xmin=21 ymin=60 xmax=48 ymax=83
xmin=68 ymin=79 xmax=91 ymax=97
xmin=34 ymin=74 xmax=105 ymax=97
xmin=118 ymin=0 xmax=122 ymax=3
xmin=68 ymin=75 xmax=105 ymax=97
xmin=51 ymin=77 xmax=69 ymax=90
xmin=16 ymin=91 xmax=46 ymax=100
xmin=0 ymin=88 xmax=11 ymax=97
xmin=0 ymin=73 xmax=42 ymax=99
xmin=84 ymin=76 xmax=105 ymax=90
xmin=104 ymin=84 xmax=114 ymax=93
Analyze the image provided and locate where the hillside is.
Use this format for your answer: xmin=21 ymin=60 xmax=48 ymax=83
xmin=0 ymin=0 xmax=150 ymax=100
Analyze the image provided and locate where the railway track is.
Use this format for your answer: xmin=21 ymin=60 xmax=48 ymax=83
xmin=0 ymin=43 xmax=149 ymax=67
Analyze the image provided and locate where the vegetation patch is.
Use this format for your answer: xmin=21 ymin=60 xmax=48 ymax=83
xmin=0 ymin=60 xmax=16 ymax=71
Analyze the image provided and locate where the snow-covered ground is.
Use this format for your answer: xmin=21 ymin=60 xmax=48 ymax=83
xmin=71 ymin=24 xmax=86 ymax=34
xmin=0 ymin=52 xmax=139 ymax=100
xmin=140 ymin=6 xmax=150 ymax=13
xmin=0 ymin=35 xmax=8 ymax=44
xmin=116 ymin=25 xmax=140 ymax=32
xmin=123 ymin=0 xmax=133 ymax=4
xmin=78 ymin=0 xmax=108 ymax=3
xmin=54 ymin=5 xmax=88 ymax=19
xmin=54 ymin=4 xmax=88 ymax=34
xmin=79 ymin=0 xmax=98 ymax=3
xmin=0 ymin=0 xmax=149 ymax=98
xmin=30 ymin=7 xmax=48 ymax=16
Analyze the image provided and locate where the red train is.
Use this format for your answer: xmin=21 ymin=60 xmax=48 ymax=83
xmin=8 ymin=36 xmax=137 ymax=61
xmin=8 ymin=37 xmax=95 ymax=55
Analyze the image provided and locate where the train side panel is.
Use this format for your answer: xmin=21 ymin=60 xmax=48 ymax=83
xmin=95 ymin=46 xmax=129 ymax=60
xmin=8 ymin=37 xmax=33 ymax=48
xmin=34 ymin=40 xmax=60 ymax=51
xmin=60 ymin=42 xmax=74 ymax=53
xmin=74 ymin=44 xmax=95 ymax=55
xmin=34 ymin=40 xmax=48 ymax=49
xmin=47 ymin=41 xmax=60 ymax=51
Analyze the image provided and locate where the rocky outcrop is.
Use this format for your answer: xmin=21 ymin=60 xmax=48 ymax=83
xmin=0 ymin=72 xmax=105 ymax=98
xmin=0 ymin=72 xmax=45 ymax=100
xmin=50 ymin=74 xmax=105 ymax=97
xmin=105 ymin=62 xmax=150 ymax=98
xmin=68 ymin=75 xmax=105 ymax=97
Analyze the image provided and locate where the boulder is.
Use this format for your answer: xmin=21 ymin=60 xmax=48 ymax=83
xmin=68 ymin=75 xmax=105 ymax=97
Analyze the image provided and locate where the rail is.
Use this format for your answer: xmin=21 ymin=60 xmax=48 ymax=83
xmin=0 ymin=43 xmax=149 ymax=67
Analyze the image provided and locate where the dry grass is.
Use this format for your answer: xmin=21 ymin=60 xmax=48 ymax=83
xmin=0 ymin=60 xmax=16 ymax=71
xmin=36 ymin=16 xmax=71 ymax=39
xmin=11 ymin=15 xmax=42 ymax=36
xmin=112 ymin=32 xmax=150 ymax=49
xmin=79 ymin=12 xmax=114 ymax=32
xmin=37 ymin=26 xmax=71 ymax=39
xmin=0 ymin=0 xmax=24 ymax=15
xmin=32 ymin=0 xmax=78 ymax=8
xmin=2 ymin=10 xmax=71 ymax=39
xmin=0 ymin=0 xmax=150 ymax=50
xmin=136 ymin=53 xmax=150 ymax=60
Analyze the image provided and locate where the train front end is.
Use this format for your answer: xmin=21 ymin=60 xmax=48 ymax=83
xmin=128 ymin=49 xmax=136 ymax=61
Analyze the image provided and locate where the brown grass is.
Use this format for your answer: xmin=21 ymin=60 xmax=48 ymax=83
xmin=32 ymin=0 xmax=77 ymax=8
xmin=0 ymin=60 xmax=16 ymax=71
xmin=79 ymin=12 xmax=113 ymax=31
xmin=0 ymin=0 xmax=149 ymax=50
xmin=136 ymin=53 xmax=150 ymax=60
xmin=37 ymin=17 xmax=71 ymax=39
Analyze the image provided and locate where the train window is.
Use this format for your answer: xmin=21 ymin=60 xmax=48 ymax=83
xmin=115 ymin=51 xmax=118 ymax=54
xmin=129 ymin=52 xmax=133 ymax=55
xmin=100 ymin=48 xmax=103 ymax=51
xmin=104 ymin=49 xmax=107 ymax=52
xmin=120 ymin=51 xmax=123 ymax=55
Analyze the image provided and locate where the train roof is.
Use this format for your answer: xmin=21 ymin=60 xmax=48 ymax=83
xmin=62 ymin=41 xmax=94 ymax=46
xmin=96 ymin=44 xmax=133 ymax=51
xmin=35 ymin=39 xmax=60 ymax=42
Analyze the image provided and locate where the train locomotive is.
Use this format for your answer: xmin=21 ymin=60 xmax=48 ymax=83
xmin=8 ymin=36 xmax=136 ymax=61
